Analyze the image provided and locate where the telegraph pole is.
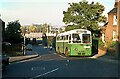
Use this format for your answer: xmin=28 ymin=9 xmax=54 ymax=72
xmin=118 ymin=0 xmax=120 ymax=42
xmin=47 ymin=25 xmax=48 ymax=48
xmin=23 ymin=33 xmax=26 ymax=55
xmin=116 ymin=0 xmax=120 ymax=59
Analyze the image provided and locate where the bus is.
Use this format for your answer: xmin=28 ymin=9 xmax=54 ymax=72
xmin=56 ymin=29 xmax=92 ymax=56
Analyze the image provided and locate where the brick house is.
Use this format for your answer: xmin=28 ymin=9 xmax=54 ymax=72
xmin=104 ymin=1 xmax=118 ymax=43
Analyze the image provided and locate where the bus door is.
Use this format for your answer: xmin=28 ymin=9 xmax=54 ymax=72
xmin=61 ymin=36 xmax=64 ymax=54
xmin=56 ymin=36 xmax=64 ymax=54
xmin=82 ymin=34 xmax=92 ymax=56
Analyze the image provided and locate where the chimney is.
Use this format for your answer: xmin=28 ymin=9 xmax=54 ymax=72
xmin=114 ymin=0 xmax=118 ymax=7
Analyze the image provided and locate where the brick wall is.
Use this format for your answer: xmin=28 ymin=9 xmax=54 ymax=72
xmin=105 ymin=14 xmax=114 ymax=42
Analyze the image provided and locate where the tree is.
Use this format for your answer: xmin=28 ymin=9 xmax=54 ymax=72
xmin=63 ymin=0 xmax=107 ymax=36
xmin=36 ymin=25 xmax=41 ymax=33
xmin=20 ymin=26 xmax=27 ymax=34
xmin=59 ymin=28 xmax=64 ymax=33
xmin=5 ymin=20 xmax=22 ymax=44
xmin=29 ymin=25 xmax=37 ymax=32
xmin=42 ymin=33 xmax=48 ymax=46
xmin=41 ymin=23 xmax=51 ymax=33
xmin=32 ymin=24 xmax=42 ymax=33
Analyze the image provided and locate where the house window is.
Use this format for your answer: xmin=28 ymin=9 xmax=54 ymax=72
xmin=113 ymin=31 xmax=118 ymax=41
xmin=113 ymin=15 xmax=117 ymax=25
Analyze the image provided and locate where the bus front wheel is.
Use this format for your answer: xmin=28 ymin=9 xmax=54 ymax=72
xmin=57 ymin=47 xmax=60 ymax=54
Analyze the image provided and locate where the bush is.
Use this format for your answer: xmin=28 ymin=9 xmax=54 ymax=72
xmin=98 ymin=39 xmax=104 ymax=46
xmin=107 ymin=48 xmax=116 ymax=53
xmin=7 ymin=51 xmax=23 ymax=57
xmin=110 ymin=41 xmax=117 ymax=48
xmin=106 ymin=41 xmax=117 ymax=54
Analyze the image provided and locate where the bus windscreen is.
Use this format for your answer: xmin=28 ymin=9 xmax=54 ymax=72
xmin=72 ymin=34 xmax=81 ymax=43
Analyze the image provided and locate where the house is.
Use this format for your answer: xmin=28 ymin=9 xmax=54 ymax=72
xmin=104 ymin=0 xmax=119 ymax=44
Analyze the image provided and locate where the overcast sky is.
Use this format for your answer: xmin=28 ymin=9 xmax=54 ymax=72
xmin=0 ymin=0 xmax=115 ymax=27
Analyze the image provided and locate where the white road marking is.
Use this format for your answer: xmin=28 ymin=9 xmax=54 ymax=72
xmin=31 ymin=68 xmax=34 ymax=71
xmin=30 ymin=68 xmax=59 ymax=79
xmin=44 ymin=58 xmax=60 ymax=61
xmin=59 ymin=55 xmax=66 ymax=59
xmin=53 ymin=53 xmax=66 ymax=59
xmin=31 ymin=67 xmax=46 ymax=71
xmin=43 ymin=47 xmax=48 ymax=48
xmin=67 ymin=59 xmax=70 ymax=62
xmin=53 ymin=53 xmax=57 ymax=55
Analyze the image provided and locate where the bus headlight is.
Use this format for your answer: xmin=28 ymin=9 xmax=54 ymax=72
xmin=74 ymin=48 xmax=78 ymax=51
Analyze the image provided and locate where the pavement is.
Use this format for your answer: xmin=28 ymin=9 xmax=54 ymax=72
xmin=89 ymin=48 xmax=119 ymax=64
xmin=9 ymin=50 xmax=39 ymax=63
xmin=90 ymin=54 xmax=119 ymax=64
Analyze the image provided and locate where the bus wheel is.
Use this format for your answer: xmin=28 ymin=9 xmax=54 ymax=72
xmin=57 ymin=47 xmax=60 ymax=54
xmin=65 ymin=47 xmax=69 ymax=57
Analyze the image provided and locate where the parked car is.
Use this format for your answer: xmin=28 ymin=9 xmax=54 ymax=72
xmin=26 ymin=44 xmax=32 ymax=51
xmin=0 ymin=54 xmax=9 ymax=71
xmin=2 ymin=42 xmax=11 ymax=46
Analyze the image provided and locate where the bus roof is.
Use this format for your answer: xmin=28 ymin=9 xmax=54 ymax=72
xmin=57 ymin=29 xmax=91 ymax=36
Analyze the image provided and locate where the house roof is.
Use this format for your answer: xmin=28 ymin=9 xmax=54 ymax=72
xmin=108 ymin=8 xmax=117 ymax=14
xmin=104 ymin=22 xmax=108 ymax=26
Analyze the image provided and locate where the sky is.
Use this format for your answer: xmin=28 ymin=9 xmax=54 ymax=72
xmin=0 ymin=0 xmax=115 ymax=27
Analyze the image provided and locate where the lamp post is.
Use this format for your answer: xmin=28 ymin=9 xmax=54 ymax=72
xmin=20 ymin=26 xmax=26 ymax=55
xmin=47 ymin=26 xmax=48 ymax=47
xmin=23 ymin=33 xmax=26 ymax=55
xmin=22 ymin=29 xmax=26 ymax=55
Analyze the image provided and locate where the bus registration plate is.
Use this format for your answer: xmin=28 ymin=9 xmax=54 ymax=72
xmin=84 ymin=46 xmax=90 ymax=48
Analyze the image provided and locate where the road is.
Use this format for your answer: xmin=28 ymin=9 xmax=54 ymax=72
xmin=2 ymin=45 xmax=119 ymax=78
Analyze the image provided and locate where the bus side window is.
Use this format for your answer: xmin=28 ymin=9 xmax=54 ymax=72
xmin=62 ymin=36 xmax=64 ymax=40
xmin=65 ymin=35 xmax=68 ymax=40
xmin=60 ymin=36 xmax=64 ymax=40
xmin=57 ymin=37 xmax=60 ymax=40
xmin=69 ymin=35 xmax=71 ymax=43
xmin=60 ymin=36 xmax=62 ymax=40
xmin=72 ymin=34 xmax=81 ymax=43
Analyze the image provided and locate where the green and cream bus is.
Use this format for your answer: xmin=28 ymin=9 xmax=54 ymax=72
xmin=56 ymin=29 xmax=92 ymax=56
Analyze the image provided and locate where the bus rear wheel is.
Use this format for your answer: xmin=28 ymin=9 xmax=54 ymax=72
xmin=65 ymin=47 xmax=69 ymax=57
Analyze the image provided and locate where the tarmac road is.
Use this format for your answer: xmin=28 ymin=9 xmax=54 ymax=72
xmin=2 ymin=45 xmax=119 ymax=78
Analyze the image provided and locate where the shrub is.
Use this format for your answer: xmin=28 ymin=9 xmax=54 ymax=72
xmin=110 ymin=41 xmax=117 ymax=48
xmin=106 ymin=41 xmax=117 ymax=54
xmin=98 ymin=39 xmax=104 ymax=46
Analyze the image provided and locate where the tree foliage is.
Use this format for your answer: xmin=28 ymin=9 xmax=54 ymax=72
xmin=36 ymin=25 xmax=41 ymax=33
xmin=5 ymin=20 xmax=22 ymax=44
xmin=20 ymin=23 xmax=51 ymax=33
xmin=28 ymin=25 xmax=37 ymax=32
xmin=20 ymin=26 xmax=27 ymax=33
xmin=41 ymin=23 xmax=50 ymax=33
xmin=63 ymin=0 xmax=107 ymax=35
xmin=59 ymin=28 xmax=64 ymax=33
